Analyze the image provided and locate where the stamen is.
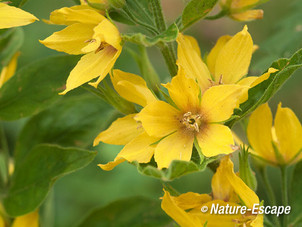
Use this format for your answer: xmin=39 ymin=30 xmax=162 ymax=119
xmin=85 ymin=39 xmax=96 ymax=43
xmin=219 ymin=75 xmax=223 ymax=84
xmin=182 ymin=112 xmax=202 ymax=132
xmin=95 ymin=43 xmax=108 ymax=53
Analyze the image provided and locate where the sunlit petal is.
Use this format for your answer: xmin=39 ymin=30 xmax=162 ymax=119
xmin=155 ymin=131 xmax=194 ymax=169
xmin=93 ymin=114 xmax=143 ymax=146
xmin=247 ymin=103 xmax=276 ymax=162
xmin=275 ymin=103 xmax=302 ymax=163
xmin=197 ymin=124 xmax=234 ymax=157
xmin=215 ymin=25 xmax=253 ymax=84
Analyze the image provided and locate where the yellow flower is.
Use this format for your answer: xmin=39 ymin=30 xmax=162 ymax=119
xmin=220 ymin=0 xmax=264 ymax=21
xmin=177 ymin=25 xmax=275 ymax=92
xmin=136 ymin=70 xmax=247 ymax=169
xmin=0 ymin=2 xmax=37 ymax=29
xmin=40 ymin=6 xmax=122 ymax=94
xmin=93 ymin=69 xmax=158 ymax=170
xmin=0 ymin=52 xmax=19 ymax=88
xmin=161 ymin=156 xmax=262 ymax=227
xmin=11 ymin=211 xmax=39 ymax=227
xmin=247 ymin=103 xmax=302 ymax=165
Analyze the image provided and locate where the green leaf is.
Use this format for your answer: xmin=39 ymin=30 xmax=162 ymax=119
xmin=124 ymin=0 xmax=155 ymax=29
xmin=77 ymin=197 xmax=171 ymax=227
xmin=3 ymin=144 xmax=96 ymax=217
xmin=289 ymin=160 xmax=302 ymax=226
xmin=0 ymin=55 xmax=79 ymax=121
xmin=109 ymin=9 xmax=136 ymax=25
xmin=226 ymin=48 xmax=302 ymax=127
xmin=135 ymin=155 xmax=216 ymax=181
xmin=0 ymin=28 xmax=24 ymax=67
xmin=181 ymin=0 xmax=218 ymax=31
xmin=122 ymin=23 xmax=178 ymax=47
xmin=14 ymin=95 xmax=112 ymax=163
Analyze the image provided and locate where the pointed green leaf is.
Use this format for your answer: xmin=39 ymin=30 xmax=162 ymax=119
xmin=181 ymin=0 xmax=218 ymax=31
xmin=0 ymin=28 xmax=23 ymax=67
xmin=134 ymin=154 xmax=216 ymax=181
xmin=3 ymin=144 xmax=96 ymax=217
xmin=77 ymin=197 xmax=171 ymax=227
xmin=14 ymin=95 xmax=112 ymax=164
xmin=122 ymin=23 xmax=178 ymax=47
xmin=0 ymin=55 xmax=79 ymax=121
xmin=227 ymin=48 xmax=302 ymax=127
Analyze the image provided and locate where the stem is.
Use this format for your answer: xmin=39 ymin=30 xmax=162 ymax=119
xmin=281 ymin=166 xmax=288 ymax=227
xmin=204 ymin=10 xmax=228 ymax=20
xmin=149 ymin=0 xmax=166 ymax=32
xmin=149 ymin=0 xmax=178 ymax=77
xmin=0 ymin=123 xmax=10 ymax=191
xmin=159 ymin=43 xmax=178 ymax=77
xmin=259 ymin=167 xmax=281 ymax=227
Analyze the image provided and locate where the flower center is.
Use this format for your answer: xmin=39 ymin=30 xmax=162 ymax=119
xmin=182 ymin=112 xmax=202 ymax=132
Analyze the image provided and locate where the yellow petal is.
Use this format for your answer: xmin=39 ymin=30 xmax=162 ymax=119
xmin=0 ymin=215 xmax=4 ymax=227
xmin=250 ymin=68 xmax=279 ymax=87
xmin=98 ymin=157 xmax=125 ymax=171
xmin=172 ymin=192 xmax=212 ymax=210
xmin=274 ymin=103 xmax=302 ymax=163
xmin=93 ymin=114 xmax=143 ymax=146
xmin=60 ymin=46 xmax=121 ymax=94
xmin=237 ymin=76 xmax=258 ymax=86
xmin=40 ymin=23 xmax=95 ymax=55
xmin=207 ymin=35 xmax=232 ymax=76
xmin=247 ymin=103 xmax=276 ymax=163
xmin=0 ymin=52 xmax=19 ymax=88
xmin=211 ymin=157 xmax=234 ymax=201
xmin=219 ymin=156 xmax=259 ymax=208
xmin=161 ymin=190 xmax=201 ymax=227
xmin=232 ymin=9 xmax=263 ymax=21
xmin=117 ymin=132 xmax=158 ymax=163
xmin=190 ymin=200 xmax=249 ymax=226
xmin=162 ymin=70 xmax=200 ymax=111
xmin=12 ymin=211 xmax=39 ymax=227
xmin=0 ymin=3 xmax=38 ymax=29
xmin=176 ymin=33 xmax=212 ymax=91
xmin=155 ymin=131 xmax=194 ymax=169
xmin=93 ymin=19 xmax=121 ymax=50
xmin=184 ymin=35 xmax=201 ymax=57
xmin=49 ymin=6 xmax=104 ymax=25
xmin=215 ymin=25 xmax=253 ymax=84
xmin=81 ymin=18 xmax=121 ymax=52
xmin=111 ymin=70 xmax=156 ymax=107
xmin=250 ymin=213 xmax=263 ymax=227
xmin=197 ymin=124 xmax=234 ymax=157
xmin=200 ymin=84 xmax=248 ymax=122
xmin=137 ymin=101 xmax=180 ymax=137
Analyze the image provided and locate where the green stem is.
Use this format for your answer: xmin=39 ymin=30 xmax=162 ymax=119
xmin=159 ymin=43 xmax=178 ymax=77
xmin=149 ymin=0 xmax=178 ymax=77
xmin=204 ymin=10 xmax=228 ymax=20
xmin=0 ymin=123 xmax=10 ymax=191
xmin=149 ymin=0 xmax=166 ymax=32
xmin=281 ymin=166 xmax=288 ymax=227
xmin=259 ymin=167 xmax=281 ymax=227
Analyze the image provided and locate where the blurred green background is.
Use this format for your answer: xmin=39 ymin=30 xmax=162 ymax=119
xmin=4 ymin=0 xmax=302 ymax=226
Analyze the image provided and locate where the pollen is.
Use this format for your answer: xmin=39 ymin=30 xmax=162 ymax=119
xmin=182 ymin=112 xmax=203 ymax=132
